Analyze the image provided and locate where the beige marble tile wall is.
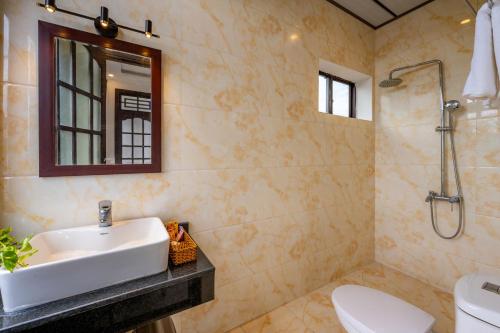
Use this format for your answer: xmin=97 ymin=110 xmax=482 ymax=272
xmin=1 ymin=0 xmax=375 ymax=331
xmin=375 ymin=0 xmax=500 ymax=292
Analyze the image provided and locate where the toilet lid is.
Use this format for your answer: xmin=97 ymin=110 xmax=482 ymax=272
xmin=455 ymin=273 xmax=500 ymax=328
xmin=332 ymin=285 xmax=435 ymax=333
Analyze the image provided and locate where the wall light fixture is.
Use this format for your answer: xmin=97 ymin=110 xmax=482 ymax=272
xmin=37 ymin=1 xmax=160 ymax=39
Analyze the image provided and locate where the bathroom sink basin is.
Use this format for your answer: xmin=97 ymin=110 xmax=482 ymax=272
xmin=0 ymin=217 xmax=169 ymax=312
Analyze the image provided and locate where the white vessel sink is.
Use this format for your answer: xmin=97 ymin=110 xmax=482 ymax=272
xmin=0 ymin=217 xmax=169 ymax=312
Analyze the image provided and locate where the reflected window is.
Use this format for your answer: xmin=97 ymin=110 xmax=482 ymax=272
xmin=115 ymin=90 xmax=152 ymax=165
xmin=56 ymin=39 xmax=105 ymax=165
xmin=318 ymin=71 xmax=356 ymax=118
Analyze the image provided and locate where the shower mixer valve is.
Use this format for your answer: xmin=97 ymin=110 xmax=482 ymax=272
xmin=425 ymin=191 xmax=461 ymax=204
xmin=425 ymin=191 xmax=436 ymax=203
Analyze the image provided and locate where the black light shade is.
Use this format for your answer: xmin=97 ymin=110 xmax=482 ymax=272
xmin=37 ymin=1 xmax=159 ymax=39
xmin=145 ymin=20 xmax=152 ymax=38
xmin=94 ymin=6 xmax=118 ymax=38
xmin=44 ymin=0 xmax=56 ymax=13
xmin=100 ymin=6 xmax=109 ymax=27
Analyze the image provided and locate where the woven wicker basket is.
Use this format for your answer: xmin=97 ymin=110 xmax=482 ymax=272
xmin=165 ymin=221 xmax=197 ymax=265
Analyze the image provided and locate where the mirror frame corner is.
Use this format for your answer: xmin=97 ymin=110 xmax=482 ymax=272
xmin=38 ymin=20 xmax=162 ymax=177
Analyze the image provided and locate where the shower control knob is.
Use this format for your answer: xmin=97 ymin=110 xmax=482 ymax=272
xmin=425 ymin=191 xmax=436 ymax=202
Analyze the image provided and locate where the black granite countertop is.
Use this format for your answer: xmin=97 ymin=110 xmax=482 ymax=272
xmin=0 ymin=248 xmax=215 ymax=333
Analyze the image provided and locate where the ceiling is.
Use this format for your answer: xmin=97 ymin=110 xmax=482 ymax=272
xmin=326 ymin=0 xmax=435 ymax=29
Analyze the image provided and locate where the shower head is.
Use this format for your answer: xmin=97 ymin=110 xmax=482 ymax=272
xmin=378 ymin=77 xmax=403 ymax=88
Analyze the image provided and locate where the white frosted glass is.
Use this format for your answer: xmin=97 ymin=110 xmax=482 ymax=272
xmin=59 ymin=131 xmax=73 ymax=165
xmin=93 ymin=135 xmax=101 ymax=164
xmin=93 ymin=60 xmax=101 ymax=97
xmin=122 ymin=147 xmax=132 ymax=158
xmin=76 ymin=133 xmax=90 ymax=165
xmin=76 ymin=43 xmax=90 ymax=92
xmin=133 ymin=118 xmax=143 ymax=132
xmin=122 ymin=119 xmax=132 ymax=132
xmin=93 ymin=101 xmax=101 ymax=130
xmin=144 ymin=135 xmax=151 ymax=146
xmin=133 ymin=147 xmax=143 ymax=158
xmin=57 ymin=38 xmax=72 ymax=84
xmin=133 ymin=134 xmax=143 ymax=145
xmin=144 ymin=120 xmax=151 ymax=134
xmin=76 ymin=93 xmax=91 ymax=129
xmin=59 ymin=86 xmax=73 ymax=126
xmin=122 ymin=134 xmax=132 ymax=145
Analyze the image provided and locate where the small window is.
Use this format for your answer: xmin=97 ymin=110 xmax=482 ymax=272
xmin=318 ymin=71 xmax=356 ymax=118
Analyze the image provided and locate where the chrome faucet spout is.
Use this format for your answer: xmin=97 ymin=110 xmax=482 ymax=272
xmin=98 ymin=200 xmax=112 ymax=227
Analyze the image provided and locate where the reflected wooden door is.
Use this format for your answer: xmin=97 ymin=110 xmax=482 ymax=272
xmin=115 ymin=89 xmax=152 ymax=164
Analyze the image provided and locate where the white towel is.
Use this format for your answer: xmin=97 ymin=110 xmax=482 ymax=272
xmin=463 ymin=3 xmax=497 ymax=100
xmin=492 ymin=0 xmax=500 ymax=85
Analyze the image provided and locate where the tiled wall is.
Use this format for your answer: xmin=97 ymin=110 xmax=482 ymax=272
xmin=375 ymin=0 xmax=500 ymax=292
xmin=0 ymin=0 xmax=375 ymax=331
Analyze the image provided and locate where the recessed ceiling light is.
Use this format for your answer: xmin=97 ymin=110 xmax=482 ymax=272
xmin=460 ymin=18 xmax=471 ymax=25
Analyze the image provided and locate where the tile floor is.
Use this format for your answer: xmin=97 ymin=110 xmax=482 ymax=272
xmin=229 ymin=262 xmax=455 ymax=333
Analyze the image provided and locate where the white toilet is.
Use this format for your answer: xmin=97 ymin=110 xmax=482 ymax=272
xmin=332 ymin=285 xmax=435 ymax=333
xmin=332 ymin=273 xmax=500 ymax=333
xmin=455 ymin=273 xmax=500 ymax=333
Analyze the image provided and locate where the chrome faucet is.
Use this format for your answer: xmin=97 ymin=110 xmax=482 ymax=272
xmin=98 ymin=200 xmax=112 ymax=227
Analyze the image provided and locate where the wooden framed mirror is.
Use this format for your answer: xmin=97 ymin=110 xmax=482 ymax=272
xmin=38 ymin=21 xmax=162 ymax=177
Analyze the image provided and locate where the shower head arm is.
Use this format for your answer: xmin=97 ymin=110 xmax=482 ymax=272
xmin=388 ymin=59 xmax=445 ymax=108
xmin=389 ymin=59 xmax=442 ymax=79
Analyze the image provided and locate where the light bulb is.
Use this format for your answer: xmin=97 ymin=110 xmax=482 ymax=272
xmin=100 ymin=7 xmax=109 ymax=28
xmin=145 ymin=20 xmax=153 ymax=38
xmin=44 ymin=0 xmax=56 ymax=12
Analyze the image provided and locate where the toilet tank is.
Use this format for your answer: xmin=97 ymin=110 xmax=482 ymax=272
xmin=454 ymin=273 xmax=500 ymax=333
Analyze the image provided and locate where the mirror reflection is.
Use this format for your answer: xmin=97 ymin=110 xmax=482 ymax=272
xmin=55 ymin=37 xmax=152 ymax=166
